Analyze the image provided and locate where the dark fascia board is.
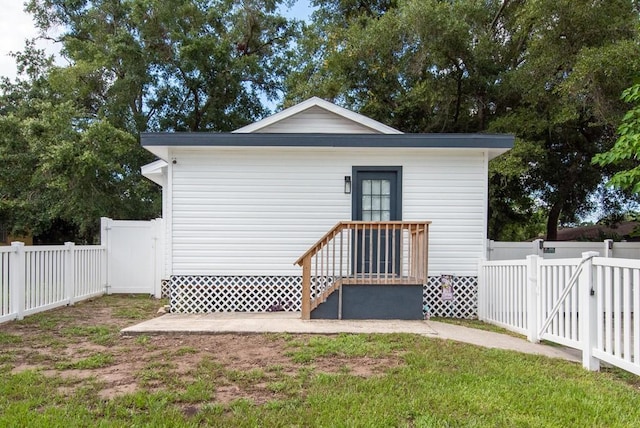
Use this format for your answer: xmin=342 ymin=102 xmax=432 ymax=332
xmin=140 ymin=132 xmax=514 ymax=149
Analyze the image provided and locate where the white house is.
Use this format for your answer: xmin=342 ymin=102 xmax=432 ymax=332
xmin=141 ymin=97 xmax=513 ymax=318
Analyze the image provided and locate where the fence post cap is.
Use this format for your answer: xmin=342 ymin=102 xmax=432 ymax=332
xmin=581 ymin=251 xmax=599 ymax=258
xmin=10 ymin=241 xmax=25 ymax=247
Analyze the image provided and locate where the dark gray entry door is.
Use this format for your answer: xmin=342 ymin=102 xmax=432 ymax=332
xmin=352 ymin=168 xmax=402 ymax=274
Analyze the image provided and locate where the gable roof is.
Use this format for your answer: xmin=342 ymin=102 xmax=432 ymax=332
xmin=232 ymin=96 xmax=403 ymax=134
xmin=140 ymin=96 xmax=515 ymax=176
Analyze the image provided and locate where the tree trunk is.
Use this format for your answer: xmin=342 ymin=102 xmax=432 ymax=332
xmin=546 ymin=201 xmax=562 ymax=241
xmin=454 ymin=71 xmax=463 ymax=126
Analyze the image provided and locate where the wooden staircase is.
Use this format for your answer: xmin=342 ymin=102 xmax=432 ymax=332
xmin=295 ymin=221 xmax=430 ymax=319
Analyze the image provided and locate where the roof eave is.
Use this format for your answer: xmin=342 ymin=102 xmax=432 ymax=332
xmin=488 ymin=147 xmax=511 ymax=160
xmin=141 ymin=133 xmax=515 ymax=152
xmin=141 ymin=159 xmax=168 ymax=186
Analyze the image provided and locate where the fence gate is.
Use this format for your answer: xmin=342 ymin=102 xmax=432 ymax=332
xmin=480 ymin=252 xmax=640 ymax=375
xmin=536 ymin=258 xmax=584 ymax=350
xmin=101 ymin=218 xmax=163 ymax=297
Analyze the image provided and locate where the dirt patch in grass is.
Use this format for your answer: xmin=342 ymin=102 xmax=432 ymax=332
xmin=0 ymin=296 xmax=403 ymax=404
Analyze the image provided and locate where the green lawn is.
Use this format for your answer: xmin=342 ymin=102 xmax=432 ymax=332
xmin=0 ymin=296 xmax=639 ymax=427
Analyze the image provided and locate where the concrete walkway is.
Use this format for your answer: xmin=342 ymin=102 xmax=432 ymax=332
xmin=121 ymin=312 xmax=581 ymax=363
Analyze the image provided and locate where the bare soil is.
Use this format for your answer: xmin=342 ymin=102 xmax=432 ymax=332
xmin=0 ymin=296 xmax=402 ymax=404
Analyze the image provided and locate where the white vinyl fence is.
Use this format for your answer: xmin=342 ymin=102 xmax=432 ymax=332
xmin=487 ymin=239 xmax=640 ymax=260
xmin=0 ymin=217 xmax=164 ymax=324
xmin=477 ymin=258 xmax=530 ymax=336
xmin=479 ymin=253 xmax=640 ymax=376
xmin=0 ymin=242 xmax=106 ymax=323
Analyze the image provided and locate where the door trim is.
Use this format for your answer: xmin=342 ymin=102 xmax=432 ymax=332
xmin=351 ymin=166 xmax=403 ymax=221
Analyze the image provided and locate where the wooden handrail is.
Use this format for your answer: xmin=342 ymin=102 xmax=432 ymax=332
xmin=294 ymin=222 xmax=346 ymax=267
xmin=295 ymin=221 xmax=431 ymax=320
xmin=294 ymin=221 xmax=432 ymax=267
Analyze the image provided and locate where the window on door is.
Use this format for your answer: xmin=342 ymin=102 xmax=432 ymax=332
xmin=352 ymin=167 xmax=402 ymax=222
xmin=361 ymin=179 xmax=391 ymax=221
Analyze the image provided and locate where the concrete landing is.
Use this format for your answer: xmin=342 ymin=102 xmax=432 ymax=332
xmin=121 ymin=312 xmax=581 ymax=363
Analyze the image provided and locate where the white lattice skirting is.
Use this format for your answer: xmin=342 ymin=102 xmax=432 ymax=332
xmin=170 ymin=275 xmax=303 ymax=313
xmin=170 ymin=275 xmax=478 ymax=318
xmin=161 ymin=279 xmax=170 ymax=298
xmin=423 ymin=276 xmax=477 ymax=319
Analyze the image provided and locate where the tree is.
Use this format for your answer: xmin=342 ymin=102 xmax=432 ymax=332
xmin=26 ymin=0 xmax=299 ymax=132
xmin=286 ymin=0 xmax=640 ymax=240
xmin=1 ymin=0 xmax=299 ymax=242
xmin=489 ymin=0 xmax=640 ymax=240
xmin=287 ymin=0 xmax=516 ymax=133
xmin=0 ymin=45 xmax=160 ymax=242
xmin=593 ymin=83 xmax=640 ymax=192
xmin=488 ymin=138 xmax=548 ymax=241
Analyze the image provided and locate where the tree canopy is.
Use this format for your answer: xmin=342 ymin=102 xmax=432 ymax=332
xmin=1 ymin=0 xmax=298 ymax=242
xmin=26 ymin=0 xmax=299 ymax=132
xmin=2 ymin=0 xmax=640 ymax=242
xmin=593 ymin=83 xmax=640 ymax=193
xmin=0 ymin=43 xmax=159 ymax=242
xmin=286 ymin=0 xmax=640 ymax=240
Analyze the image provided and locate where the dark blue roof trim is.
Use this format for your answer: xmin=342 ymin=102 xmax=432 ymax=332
xmin=140 ymin=132 xmax=514 ymax=149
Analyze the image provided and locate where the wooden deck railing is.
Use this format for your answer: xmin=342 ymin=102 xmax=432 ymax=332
xmin=295 ymin=221 xmax=430 ymax=319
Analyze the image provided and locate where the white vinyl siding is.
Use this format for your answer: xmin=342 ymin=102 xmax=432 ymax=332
xmin=254 ymin=106 xmax=381 ymax=133
xmin=170 ymin=147 xmax=487 ymax=277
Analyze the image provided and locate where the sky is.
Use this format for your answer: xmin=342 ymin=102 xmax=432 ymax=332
xmin=0 ymin=2 xmax=59 ymax=80
xmin=0 ymin=0 xmax=314 ymax=81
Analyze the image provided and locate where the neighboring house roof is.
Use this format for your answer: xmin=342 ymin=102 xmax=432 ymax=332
xmin=552 ymin=221 xmax=640 ymax=241
xmin=232 ymin=96 xmax=403 ymax=134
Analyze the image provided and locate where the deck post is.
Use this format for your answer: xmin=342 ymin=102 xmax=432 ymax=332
xmin=423 ymin=223 xmax=429 ymax=282
xmin=301 ymin=255 xmax=311 ymax=320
